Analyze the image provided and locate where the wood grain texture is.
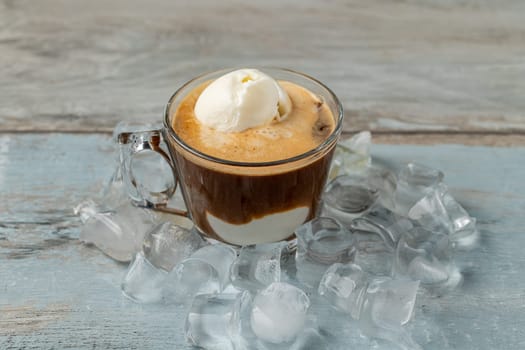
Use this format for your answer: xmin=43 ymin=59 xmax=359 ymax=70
xmin=1 ymin=133 xmax=525 ymax=349
xmin=1 ymin=0 xmax=524 ymax=133
xmin=371 ymin=132 xmax=525 ymax=146
xmin=3 ymin=1 xmax=524 ymax=344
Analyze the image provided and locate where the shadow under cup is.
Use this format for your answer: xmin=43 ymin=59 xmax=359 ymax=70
xmin=163 ymin=68 xmax=343 ymax=246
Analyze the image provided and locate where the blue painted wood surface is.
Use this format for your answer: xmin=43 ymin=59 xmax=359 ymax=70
xmin=1 ymin=134 xmax=524 ymax=349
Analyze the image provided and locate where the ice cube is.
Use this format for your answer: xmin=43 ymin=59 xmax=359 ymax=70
xmin=348 ymin=206 xmax=408 ymax=276
xmin=393 ymin=227 xmax=461 ymax=290
xmin=230 ymin=242 xmax=289 ymax=292
xmin=76 ymin=201 xmax=156 ymax=262
xmin=399 ymin=162 xmax=444 ymax=189
xmin=295 ymin=217 xmax=356 ymax=287
xmin=362 ymin=277 xmax=419 ymax=328
xmin=359 ymin=278 xmax=421 ymax=350
xmin=329 ymin=131 xmax=372 ymax=178
xmin=74 ymin=199 xmax=101 ymax=224
xmin=353 ymin=242 xmax=394 ymax=277
xmin=351 ymin=205 xmax=413 ymax=248
xmin=319 ymin=263 xmax=420 ymax=348
xmin=408 ymin=185 xmax=452 ymax=234
xmin=323 ymin=175 xmax=379 ymax=221
xmin=121 ymin=252 xmax=167 ymax=303
xmin=165 ymin=259 xmax=221 ymax=304
xmin=296 ymin=217 xmax=356 ymax=264
xmin=393 ymin=162 xmax=444 ymax=215
xmin=441 ymin=189 xmax=480 ymax=249
xmin=318 ymin=263 xmax=368 ymax=319
xmin=185 ymin=291 xmax=252 ymax=350
xmin=288 ymin=327 xmax=327 ymax=350
xmin=407 ymin=256 xmax=450 ymax=284
xmin=250 ymin=282 xmax=310 ymax=344
xmin=164 ymin=243 xmax=237 ymax=303
xmin=142 ymin=222 xmax=205 ymax=271
xmin=323 ymin=166 xmax=397 ymax=224
xmin=408 ymin=184 xmax=480 ymax=249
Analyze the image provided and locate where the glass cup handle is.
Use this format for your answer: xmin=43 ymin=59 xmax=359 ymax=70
xmin=117 ymin=129 xmax=187 ymax=217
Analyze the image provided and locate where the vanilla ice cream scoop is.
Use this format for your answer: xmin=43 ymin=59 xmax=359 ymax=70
xmin=194 ymin=69 xmax=292 ymax=132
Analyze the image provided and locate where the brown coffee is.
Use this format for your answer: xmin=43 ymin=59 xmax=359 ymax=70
xmin=166 ymin=78 xmax=338 ymax=245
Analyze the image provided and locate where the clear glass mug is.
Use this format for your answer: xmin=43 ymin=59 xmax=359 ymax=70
xmin=118 ymin=68 xmax=343 ymax=246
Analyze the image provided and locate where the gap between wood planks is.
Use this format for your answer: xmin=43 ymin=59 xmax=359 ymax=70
xmin=1 ymin=130 xmax=525 ymax=147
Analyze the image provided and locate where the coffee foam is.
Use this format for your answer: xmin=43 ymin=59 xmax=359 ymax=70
xmin=254 ymin=127 xmax=291 ymax=140
xmin=172 ymin=81 xmax=335 ymax=164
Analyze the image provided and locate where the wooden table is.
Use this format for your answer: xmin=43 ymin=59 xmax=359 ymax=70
xmin=1 ymin=1 xmax=524 ymax=349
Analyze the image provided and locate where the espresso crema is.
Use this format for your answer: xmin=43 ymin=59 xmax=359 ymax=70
xmin=173 ymin=81 xmax=335 ymax=163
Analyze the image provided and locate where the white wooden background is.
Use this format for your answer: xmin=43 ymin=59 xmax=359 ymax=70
xmin=1 ymin=0 xmax=525 ymax=136
xmin=1 ymin=1 xmax=525 ymax=349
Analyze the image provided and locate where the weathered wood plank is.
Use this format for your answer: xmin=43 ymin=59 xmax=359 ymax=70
xmin=1 ymin=0 xmax=524 ymax=133
xmin=1 ymin=133 xmax=525 ymax=349
xmin=372 ymin=132 xmax=525 ymax=147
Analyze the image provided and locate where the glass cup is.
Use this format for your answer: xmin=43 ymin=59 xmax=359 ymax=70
xmin=119 ymin=68 xmax=343 ymax=246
